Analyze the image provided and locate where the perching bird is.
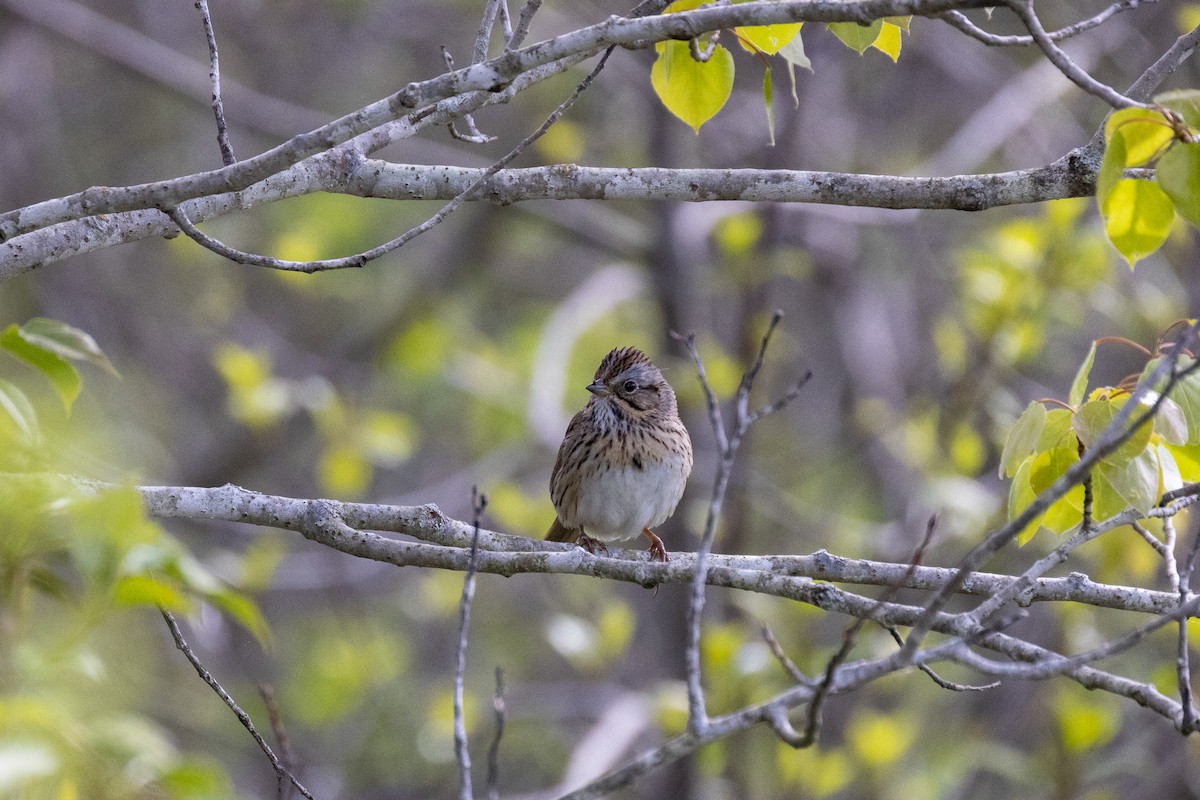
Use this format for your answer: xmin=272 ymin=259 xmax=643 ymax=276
xmin=547 ymin=346 xmax=692 ymax=561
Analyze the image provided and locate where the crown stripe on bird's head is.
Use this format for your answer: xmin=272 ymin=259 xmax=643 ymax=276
xmin=595 ymin=346 xmax=653 ymax=380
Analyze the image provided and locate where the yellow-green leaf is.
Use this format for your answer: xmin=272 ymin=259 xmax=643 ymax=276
xmin=651 ymin=39 xmax=735 ymax=133
xmin=1101 ymin=178 xmax=1175 ymax=267
xmin=999 ymin=401 xmax=1046 ymax=478
xmin=1029 ymin=446 xmax=1084 ymax=535
xmin=884 ymin=15 xmax=912 ymax=32
xmin=872 ymin=22 xmax=903 ymax=62
xmin=1157 ymin=142 xmax=1200 ymax=226
xmin=112 ymin=575 xmax=191 ymax=611
xmin=1104 ymin=107 xmax=1174 ymax=167
xmin=1068 ymin=341 xmax=1096 ymax=408
xmin=736 ymin=16 xmax=801 ymax=55
xmin=827 ymin=20 xmax=883 ymax=54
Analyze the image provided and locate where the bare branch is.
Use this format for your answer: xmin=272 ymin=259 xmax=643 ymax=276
xmin=166 ymin=48 xmax=613 ymax=271
xmin=453 ymin=487 xmax=489 ymax=800
xmin=160 ymin=610 xmax=314 ymax=800
xmin=1005 ymin=0 xmax=1147 ymax=109
xmin=941 ymin=0 xmax=1155 ymax=46
xmin=486 ymin=667 xmax=507 ymax=800
xmin=194 ymin=0 xmax=235 ymax=165
xmin=675 ymin=312 xmax=809 ymax=735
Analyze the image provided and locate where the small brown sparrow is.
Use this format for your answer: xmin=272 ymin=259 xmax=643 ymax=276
xmin=546 ymin=346 xmax=693 ymax=561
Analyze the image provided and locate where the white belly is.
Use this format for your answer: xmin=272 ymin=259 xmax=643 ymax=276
xmin=567 ymin=456 xmax=688 ymax=542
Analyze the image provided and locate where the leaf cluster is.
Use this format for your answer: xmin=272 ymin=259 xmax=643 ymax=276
xmin=1098 ymin=92 xmax=1200 ymax=265
xmin=1000 ymin=337 xmax=1200 ymax=543
xmin=650 ymin=0 xmax=908 ymax=136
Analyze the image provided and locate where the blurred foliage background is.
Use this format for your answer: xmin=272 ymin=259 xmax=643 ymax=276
xmin=2 ymin=0 xmax=1200 ymax=797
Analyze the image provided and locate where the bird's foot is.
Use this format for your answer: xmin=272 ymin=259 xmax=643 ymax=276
xmin=643 ymin=528 xmax=669 ymax=562
xmin=577 ymin=533 xmax=610 ymax=557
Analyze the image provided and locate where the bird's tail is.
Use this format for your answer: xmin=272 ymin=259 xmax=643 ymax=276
xmin=546 ymin=517 xmax=579 ymax=542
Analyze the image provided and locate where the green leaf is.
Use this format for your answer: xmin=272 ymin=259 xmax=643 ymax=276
xmin=1090 ymin=467 xmax=1131 ymax=523
xmin=651 ymin=39 xmax=735 ymax=133
xmin=884 ymin=15 xmax=912 ymax=32
xmin=112 ymin=574 xmax=192 ymax=611
xmin=1104 ymin=107 xmax=1174 ymax=167
xmin=0 ymin=324 xmax=81 ymax=413
xmin=827 ymin=19 xmax=883 ymax=54
xmin=872 ymin=21 xmax=903 ymax=62
xmin=1156 ymin=142 xmax=1200 ymax=226
xmin=1008 ymin=459 xmax=1045 ymax=545
xmin=16 ymin=317 xmax=117 ymax=376
xmin=999 ymin=401 xmax=1046 ymax=478
xmin=0 ymin=378 xmax=39 ymax=448
xmin=1038 ymin=408 xmax=1076 ymax=451
xmin=762 ymin=66 xmax=775 ymax=146
xmin=1069 ymin=342 xmax=1096 ymax=407
xmin=1155 ymin=88 xmax=1200 ymax=130
xmin=1028 ymin=446 xmax=1085 ymax=537
xmin=1096 ymin=448 xmax=1159 ymax=514
xmin=209 ymin=589 xmax=271 ymax=647
xmin=1101 ymin=178 xmax=1175 ymax=267
xmin=1142 ymin=355 xmax=1200 ymax=443
xmin=1073 ymin=397 xmax=1153 ymax=467
xmin=1154 ymin=395 xmax=1189 ymax=445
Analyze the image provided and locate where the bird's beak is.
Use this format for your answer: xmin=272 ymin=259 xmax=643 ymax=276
xmin=586 ymin=380 xmax=610 ymax=397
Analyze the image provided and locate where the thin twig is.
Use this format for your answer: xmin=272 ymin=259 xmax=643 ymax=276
xmin=485 ymin=666 xmax=507 ymax=800
xmin=454 ymin=487 xmax=489 ymax=800
xmin=941 ymin=0 xmax=1155 ymax=46
xmin=506 ymin=0 xmax=541 ymax=50
xmin=259 ymin=684 xmax=300 ymax=800
xmin=160 ymin=609 xmax=313 ymax=800
xmin=675 ymin=311 xmax=808 ymax=736
xmin=166 ymin=47 xmax=614 ymax=271
xmin=440 ymin=47 xmax=496 ymax=144
xmin=880 ymin=625 xmax=999 ymax=691
xmin=473 ymin=0 xmax=503 ymax=63
xmin=688 ymin=33 xmax=719 ymax=62
xmin=761 ymin=624 xmax=810 ymax=684
xmin=1005 ymin=0 xmax=1147 ymax=109
xmin=1177 ymin=517 xmax=1200 ymax=732
xmin=796 ymin=515 xmax=939 ymax=747
xmin=194 ymin=0 xmax=235 ymax=165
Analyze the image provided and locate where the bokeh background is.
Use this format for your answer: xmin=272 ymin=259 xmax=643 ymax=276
xmin=2 ymin=0 xmax=1200 ymax=797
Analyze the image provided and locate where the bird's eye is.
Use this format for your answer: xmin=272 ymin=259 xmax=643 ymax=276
xmin=622 ymin=379 xmax=637 ymax=393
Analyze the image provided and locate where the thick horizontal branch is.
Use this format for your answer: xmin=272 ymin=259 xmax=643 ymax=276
xmin=0 ymin=0 xmax=993 ymax=244
xmin=0 ymin=152 xmax=1098 ymax=277
xmin=111 ymin=481 xmax=1197 ymax=617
